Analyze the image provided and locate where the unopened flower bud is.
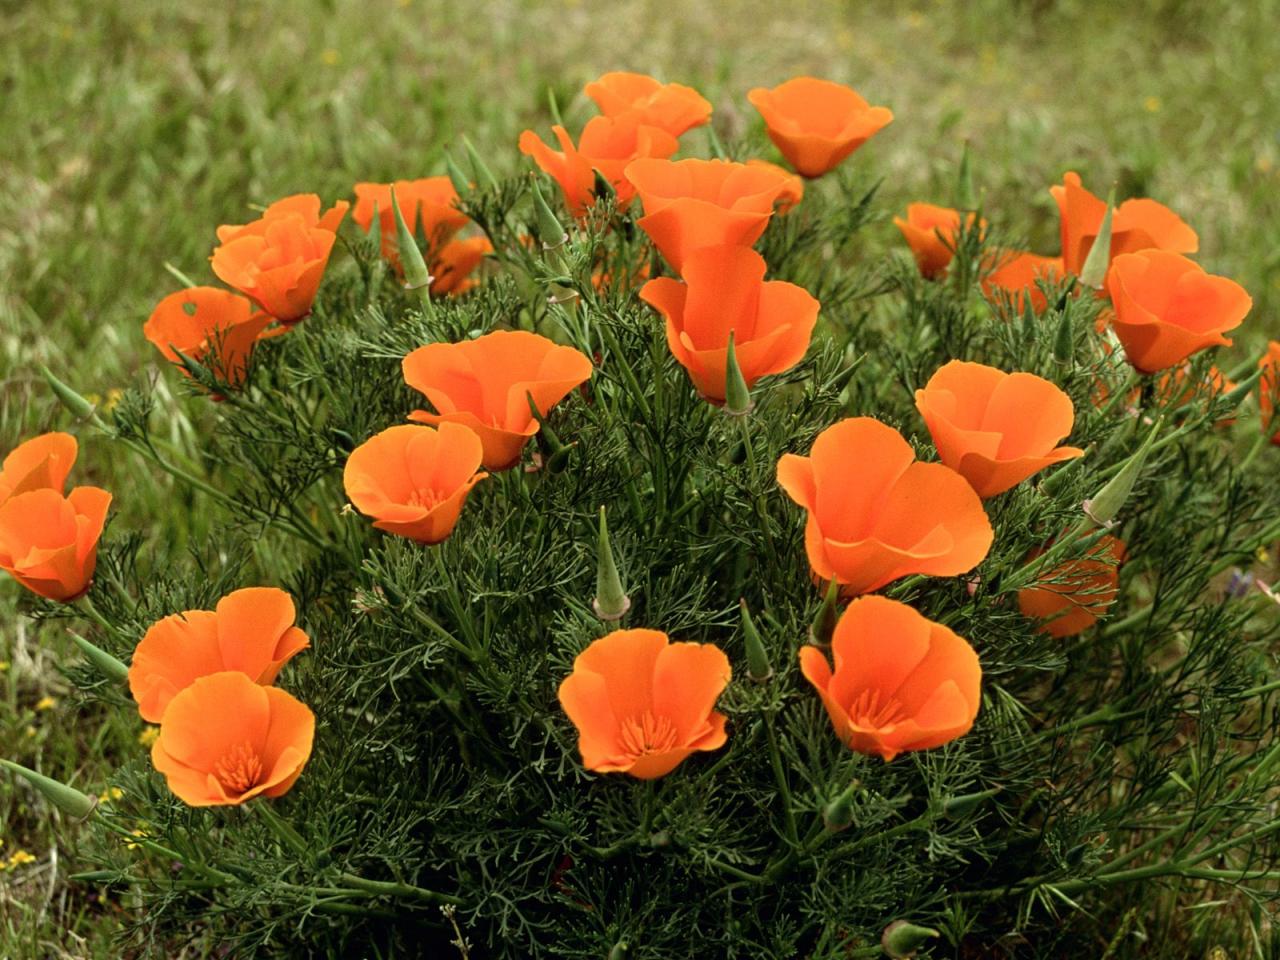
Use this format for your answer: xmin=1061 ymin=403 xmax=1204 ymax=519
xmin=40 ymin=365 xmax=97 ymax=421
xmin=809 ymin=578 xmax=840 ymax=647
xmin=822 ymin=779 xmax=861 ymax=832
xmin=955 ymin=140 xmax=977 ymax=212
xmin=592 ymin=506 xmax=630 ymax=621
xmin=1 ymin=760 xmax=97 ymax=820
xmin=724 ymin=331 xmax=754 ymax=416
xmin=739 ymin=600 xmax=772 ymax=683
xmin=1052 ymin=304 xmax=1075 ymax=365
xmin=881 ymin=920 xmax=940 ymax=958
xmin=530 ymin=179 xmax=568 ymax=251
xmin=462 ymin=136 xmax=500 ymax=193
xmin=1083 ymin=420 xmax=1160 ymax=527
xmin=71 ymin=634 xmax=129 ymax=684
xmin=390 ymin=186 xmax=432 ymax=293
xmin=446 ymin=154 xmax=472 ymax=197
xmin=942 ymin=785 xmax=1002 ymax=820
xmin=1078 ymin=189 xmax=1115 ymax=290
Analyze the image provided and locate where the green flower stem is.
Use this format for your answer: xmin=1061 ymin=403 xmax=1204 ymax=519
xmin=337 ymin=872 xmax=463 ymax=905
xmin=256 ymin=800 xmax=311 ymax=859
xmin=762 ymin=714 xmax=799 ymax=847
xmin=431 ymin=546 xmax=483 ymax=652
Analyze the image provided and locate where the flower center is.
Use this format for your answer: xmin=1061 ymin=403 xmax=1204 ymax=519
xmin=213 ymin=742 xmax=264 ymax=794
xmin=405 ymin=488 xmax=443 ymax=511
xmin=849 ymin=688 xmax=906 ymax=731
xmin=617 ymin=711 xmax=679 ymax=757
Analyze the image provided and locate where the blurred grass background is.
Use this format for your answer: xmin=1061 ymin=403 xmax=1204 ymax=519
xmin=1 ymin=0 xmax=1277 ymax=953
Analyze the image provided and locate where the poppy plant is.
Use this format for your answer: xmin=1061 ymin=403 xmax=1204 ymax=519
xmin=777 ymin=417 xmax=993 ymax=596
xmin=150 ymin=671 xmax=314 ymax=807
xmin=343 ymin=423 xmax=488 ymax=543
xmin=1259 ymin=340 xmax=1280 ymax=445
xmin=1018 ymin=535 xmax=1127 ymax=638
xmin=638 ymin=245 xmax=819 ymax=403
xmin=624 ymin=157 xmax=794 ymax=270
xmin=215 ymin=193 xmax=349 ymax=244
xmin=799 ymin=595 xmax=981 ymax=761
xmin=128 ymin=587 xmax=311 ymax=724
xmin=351 ymin=178 xmax=472 ymax=265
xmin=982 ymin=251 xmax=1064 ymax=313
xmin=1105 ymin=250 xmax=1251 ymax=374
xmin=0 ymin=432 xmax=77 ymax=504
xmin=746 ymin=77 xmax=893 ymax=178
xmin=583 ymin=71 xmax=712 ymax=138
xmin=402 ymin=330 xmax=594 ymax=470
xmin=557 ymin=628 xmax=730 ymax=779
xmin=914 ymin=360 xmax=1084 ymax=498
xmin=143 ymin=287 xmax=274 ymax=386
xmin=210 ymin=213 xmax=337 ymax=323
xmin=894 ymin=204 xmax=982 ymax=279
xmin=0 ymin=486 xmax=111 ymax=602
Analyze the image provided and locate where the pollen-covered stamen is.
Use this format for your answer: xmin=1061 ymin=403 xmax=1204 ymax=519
xmin=849 ymin=688 xmax=906 ymax=731
xmin=618 ymin=711 xmax=679 ymax=757
xmin=213 ymin=742 xmax=264 ymax=794
xmin=405 ymin=488 xmax=444 ymax=511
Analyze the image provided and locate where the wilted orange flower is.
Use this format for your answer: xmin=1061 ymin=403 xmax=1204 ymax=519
xmin=777 ymin=417 xmax=992 ymax=596
xmin=430 ymin=236 xmax=493 ymax=297
xmin=143 ymin=287 xmax=273 ymax=386
xmin=151 ymin=671 xmax=314 ymax=807
xmin=639 ymin=246 xmax=819 ymax=403
xmin=0 ymin=433 xmax=77 ymax=504
xmin=1105 ymin=250 xmax=1251 ymax=374
xmin=799 ymin=595 xmax=981 ymax=761
xmin=894 ymin=204 xmax=982 ymax=279
xmin=1051 ymin=171 xmax=1198 ymax=275
xmin=518 ymin=116 xmax=679 ymax=216
xmin=982 ymin=251 xmax=1064 ymax=313
xmin=1018 ymin=535 xmax=1126 ymax=638
xmin=557 ymin=628 xmax=730 ymax=779
xmin=344 ymin=424 xmax=486 ymax=543
xmin=746 ymin=77 xmax=892 ymax=178
xmin=584 ymin=71 xmax=712 ymax=138
xmin=0 ymin=486 xmax=111 ymax=601
xmin=745 ymin=159 xmax=803 ymax=213
xmin=129 ymin=587 xmax=311 ymax=724
xmin=402 ymin=331 xmax=594 ymax=470
xmin=1259 ymin=340 xmax=1280 ymax=445
xmin=915 ymin=360 xmax=1084 ymax=498
xmin=624 ymin=158 xmax=794 ymax=270
xmin=351 ymin=178 xmax=471 ymax=263
xmin=216 ymin=193 xmax=349 ymax=244
xmin=211 ymin=214 xmax=337 ymax=323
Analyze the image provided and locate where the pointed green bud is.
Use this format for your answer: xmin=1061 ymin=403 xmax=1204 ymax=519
xmin=592 ymin=506 xmax=630 ymax=621
xmin=462 ymin=136 xmax=500 ymax=192
xmin=881 ymin=920 xmax=940 ymax=959
xmin=171 ymin=347 xmax=211 ymax=384
xmin=1052 ymin=303 xmax=1075 ymax=365
xmin=1222 ymin=364 xmax=1265 ymax=414
xmin=607 ymin=944 xmax=629 ymax=960
xmin=723 ymin=331 xmax=753 ymax=416
xmin=822 ymin=779 xmax=861 ymax=832
xmin=390 ymin=186 xmax=432 ymax=293
xmin=739 ymin=600 xmax=772 ymax=683
xmin=0 ymin=760 xmax=97 ymax=819
xmin=955 ymin=140 xmax=977 ymax=211
xmin=530 ymin=179 xmax=568 ymax=250
xmin=365 ymin=199 xmax=382 ymax=241
xmin=446 ymin=154 xmax=471 ymax=197
xmin=809 ymin=578 xmax=840 ymax=647
xmin=40 ymin=365 xmax=97 ymax=421
xmin=942 ymin=785 xmax=1002 ymax=820
xmin=1083 ymin=419 xmax=1160 ymax=527
xmin=1078 ymin=188 xmax=1115 ymax=290
xmin=71 ymin=634 xmax=129 ymax=683
xmin=547 ymin=87 xmax=565 ymax=128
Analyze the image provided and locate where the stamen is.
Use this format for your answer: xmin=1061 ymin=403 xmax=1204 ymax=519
xmin=213 ymin=742 xmax=264 ymax=794
xmin=617 ymin=711 xmax=680 ymax=757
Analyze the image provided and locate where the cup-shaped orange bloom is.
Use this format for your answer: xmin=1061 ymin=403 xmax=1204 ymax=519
xmin=1051 ymin=171 xmax=1198 ymax=276
xmin=777 ymin=417 xmax=993 ymax=596
xmin=430 ymin=236 xmax=492 ymax=297
xmin=799 ymin=596 xmax=981 ymax=761
xmin=402 ymin=331 xmax=594 ymax=470
xmin=151 ymin=671 xmax=314 ymax=807
xmin=981 ymin=251 xmax=1064 ymax=313
xmin=746 ymin=78 xmax=892 ymax=178
xmin=1018 ymin=535 xmax=1126 ymax=638
xmin=343 ymin=423 xmax=488 ymax=543
xmin=1259 ymin=340 xmax=1280 ymax=445
xmin=558 ymin=628 xmax=730 ymax=779
xmin=518 ymin=116 xmax=679 ymax=216
xmin=638 ymin=246 xmax=819 ymax=403
xmin=216 ymin=193 xmax=349 ymax=244
xmin=351 ymin=178 xmax=471 ymax=264
xmin=583 ymin=71 xmax=712 ymax=138
xmin=624 ymin=158 xmax=793 ymax=270
xmin=0 ymin=433 xmax=77 ymax=504
xmin=914 ymin=360 xmax=1084 ymax=498
xmin=0 ymin=487 xmax=110 ymax=601
xmin=893 ymin=204 xmax=985 ymax=279
xmin=1105 ymin=250 xmax=1251 ymax=374
xmin=129 ymin=587 xmax=311 ymax=723
xmin=746 ymin=159 xmax=803 ymax=213
xmin=211 ymin=214 xmax=337 ymax=323
xmin=143 ymin=287 xmax=274 ymax=386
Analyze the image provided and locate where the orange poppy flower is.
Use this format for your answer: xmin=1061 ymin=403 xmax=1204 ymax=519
xmin=210 ymin=214 xmax=337 ymax=323
xmin=981 ymin=251 xmax=1064 ymax=313
xmin=746 ymin=160 xmax=804 ymax=213
xmin=0 ymin=486 xmax=111 ymax=602
xmin=746 ymin=77 xmax=892 ymax=178
xmin=216 ymin=193 xmax=349 ymax=244
xmin=624 ymin=158 xmax=794 ymax=270
xmin=430 ymin=236 xmax=492 ymax=297
xmin=0 ymin=433 xmax=77 ymax=504
xmin=402 ymin=331 xmax=594 ymax=470
xmin=1051 ymin=172 xmax=1198 ymax=276
xmin=638 ymin=245 xmax=819 ymax=403
xmin=343 ymin=423 xmax=487 ymax=543
xmin=777 ymin=417 xmax=993 ymax=596
xmin=143 ymin=287 xmax=273 ymax=385
xmin=1018 ymin=535 xmax=1126 ymax=638
xmin=518 ymin=116 xmax=680 ymax=216
xmin=915 ymin=360 xmax=1084 ymax=498
xmin=799 ymin=595 xmax=981 ymax=761
xmin=893 ymin=204 xmax=987 ymax=279
xmin=151 ymin=671 xmax=314 ymax=807
xmin=557 ymin=628 xmax=730 ymax=779
xmin=1105 ymin=250 xmax=1251 ymax=374
xmin=1259 ymin=340 xmax=1280 ymax=445
xmin=128 ymin=587 xmax=311 ymax=724
xmin=351 ymin=178 xmax=471 ymax=264
xmin=583 ymin=71 xmax=712 ymax=138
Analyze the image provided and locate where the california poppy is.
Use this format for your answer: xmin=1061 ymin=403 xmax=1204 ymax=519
xmin=1105 ymin=250 xmax=1251 ymax=374
xmin=402 ymin=330 xmax=594 ymax=470
xmin=344 ymin=423 xmax=487 ymax=543
xmin=1018 ymin=535 xmax=1126 ymax=638
xmin=638 ymin=245 xmax=818 ymax=402
xmin=557 ymin=628 xmax=730 ymax=779
xmin=518 ymin=116 xmax=679 ymax=216
xmin=624 ymin=158 xmax=794 ymax=270
xmin=583 ymin=71 xmax=712 ymax=138
xmin=143 ymin=287 xmax=274 ymax=385
xmin=0 ymin=486 xmax=111 ymax=601
xmin=799 ymin=595 xmax=981 ymax=761
xmin=0 ymin=433 xmax=77 ymax=504
xmin=151 ymin=671 xmax=314 ymax=807
xmin=210 ymin=214 xmax=337 ymax=323
xmin=351 ymin=178 xmax=471 ymax=265
xmin=915 ymin=360 xmax=1084 ymax=498
xmin=129 ymin=587 xmax=311 ymax=724
xmin=777 ymin=417 xmax=992 ymax=596
xmin=1259 ymin=340 xmax=1280 ymax=445
xmin=746 ymin=159 xmax=804 ymax=214
xmin=746 ymin=77 xmax=892 ymax=178
xmin=430 ymin=236 xmax=493 ymax=297
xmin=894 ymin=204 xmax=982 ymax=279
xmin=982 ymin=251 xmax=1064 ymax=313
xmin=1051 ymin=172 xmax=1198 ymax=276
xmin=216 ymin=193 xmax=349 ymax=244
